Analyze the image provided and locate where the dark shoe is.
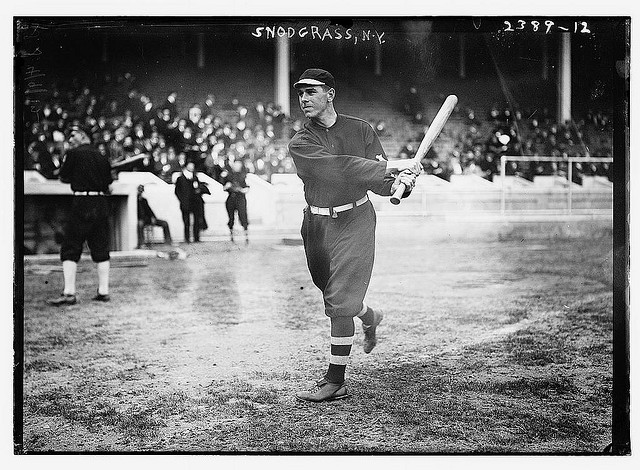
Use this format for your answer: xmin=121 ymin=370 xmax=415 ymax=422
xmin=296 ymin=381 xmax=350 ymax=402
xmin=47 ymin=293 xmax=77 ymax=306
xmin=363 ymin=309 xmax=384 ymax=353
xmin=230 ymin=230 xmax=235 ymax=243
xmin=92 ymin=292 xmax=110 ymax=302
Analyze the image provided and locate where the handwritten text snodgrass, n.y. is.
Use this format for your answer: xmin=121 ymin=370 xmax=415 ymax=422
xmin=251 ymin=25 xmax=386 ymax=45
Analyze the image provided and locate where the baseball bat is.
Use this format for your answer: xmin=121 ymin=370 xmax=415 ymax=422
xmin=111 ymin=153 xmax=148 ymax=169
xmin=390 ymin=94 xmax=458 ymax=205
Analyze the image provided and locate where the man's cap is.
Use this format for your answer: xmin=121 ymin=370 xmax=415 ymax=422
xmin=293 ymin=68 xmax=335 ymax=89
xmin=66 ymin=125 xmax=92 ymax=142
xmin=137 ymin=184 xmax=145 ymax=191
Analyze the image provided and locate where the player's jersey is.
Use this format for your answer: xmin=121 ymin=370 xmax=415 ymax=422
xmin=288 ymin=113 xmax=396 ymax=207
xmin=59 ymin=144 xmax=113 ymax=193
xmin=222 ymin=169 xmax=249 ymax=194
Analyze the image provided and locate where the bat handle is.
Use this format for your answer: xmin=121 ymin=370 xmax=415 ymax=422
xmin=390 ymin=183 xmax=407 ymax=205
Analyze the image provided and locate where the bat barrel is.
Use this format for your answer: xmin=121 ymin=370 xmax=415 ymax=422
xmin=390 ymin=94 xmax=457 ymax=205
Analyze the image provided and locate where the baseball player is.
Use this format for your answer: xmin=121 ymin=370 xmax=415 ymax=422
xmin=221 ymin=160 xmax=250 ymax=243
xmin=47 ymin=125 xmax=113 ymax=305
xmin=288 ymin=69 xmax=421 ymax=402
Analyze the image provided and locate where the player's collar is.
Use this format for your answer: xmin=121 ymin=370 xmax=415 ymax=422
xmin=309 ymin=113 xmax=342 ymax=130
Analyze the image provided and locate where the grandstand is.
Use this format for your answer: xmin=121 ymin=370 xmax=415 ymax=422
xmin=18 ymin=18 xmax=616 ymax=254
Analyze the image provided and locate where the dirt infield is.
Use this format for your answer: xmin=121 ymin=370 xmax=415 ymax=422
xmin=19 ymin=229 xmax=613 ymax=453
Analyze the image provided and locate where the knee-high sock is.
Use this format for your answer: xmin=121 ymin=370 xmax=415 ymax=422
xmin=325 ymin=317 xmax=355 ymax=384
xmin=62 ymin=260 xmax=77 ymax=295
xmin=97 ymin=261 xmax=110 ymax=295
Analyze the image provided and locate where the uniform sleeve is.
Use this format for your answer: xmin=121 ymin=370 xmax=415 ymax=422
xmin=102 ymin=154 xmax=114 ymax=186
xmin=58 ymin=149 xmax=75 ymax=184
xmin=288 ymin=133 xmax=388 ymax=194
xmin=363 ymin=124 xmax=409 ymax=197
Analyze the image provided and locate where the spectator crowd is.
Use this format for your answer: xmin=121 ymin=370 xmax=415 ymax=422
xmin=395 ymin=95 xmax=613 ymax=183
xmin=23 ymin=72 xmax=614 ymax=186
xmin=23 ymin=72 xmax=298 ymax=184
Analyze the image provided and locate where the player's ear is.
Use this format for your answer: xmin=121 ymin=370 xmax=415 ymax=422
xmin=327 ymin=87 xmax=335 ymax=102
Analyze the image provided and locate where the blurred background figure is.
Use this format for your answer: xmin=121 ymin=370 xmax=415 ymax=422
xmin=221 ymin=159 xmax=250 ymax=243
xmin=136 ymin=184 xmax=172 ymax=248
xmin=174 ymin=161 xmax=205 ymax=243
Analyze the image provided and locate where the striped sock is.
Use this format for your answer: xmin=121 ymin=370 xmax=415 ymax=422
xmin=325 ymin=317 xmax=355 ymax=384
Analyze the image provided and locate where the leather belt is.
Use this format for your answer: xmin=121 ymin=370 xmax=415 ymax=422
xmin=73 ymin=191 xmax=105 ymax=196
xmin=309 ymin=195 xmax=369 ymax=218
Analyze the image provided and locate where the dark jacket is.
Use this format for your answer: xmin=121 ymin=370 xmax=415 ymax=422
xmin=174 ymin=171 xmax=204 ymax=211
xmin=137 ymin=195 xmax=156 ymax=225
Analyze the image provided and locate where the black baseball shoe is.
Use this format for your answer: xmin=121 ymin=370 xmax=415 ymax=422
xmin=362 ymin=309 xmax=384 ymax=353
xmin=92 ymin=291 xmax=110 ymax=302
xmin=47 ymin=293 xmax=77 ymax=306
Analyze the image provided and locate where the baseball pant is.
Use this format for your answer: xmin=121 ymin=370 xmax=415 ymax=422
xmin=300 ymin=200 xmax=376 ymax=319
xmin=226 ymin=194 xmax=248 ymax=230
xmin=60 ymin=196 xmax=111 ymax=263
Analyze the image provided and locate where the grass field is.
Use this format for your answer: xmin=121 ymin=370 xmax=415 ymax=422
xmin=19 ymin=227 xmax=613 ymax=453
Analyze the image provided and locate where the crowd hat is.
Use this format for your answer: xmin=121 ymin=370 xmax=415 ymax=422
xmin=293 ymin=68 xmax=336 ymax=89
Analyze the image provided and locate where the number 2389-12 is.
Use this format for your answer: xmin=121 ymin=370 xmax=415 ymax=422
xmin=503 ymin=20 xmax=591 ymax=34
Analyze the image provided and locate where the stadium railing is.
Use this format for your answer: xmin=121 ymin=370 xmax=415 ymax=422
xmin=499 ymin=155 xmax=614 ymax=215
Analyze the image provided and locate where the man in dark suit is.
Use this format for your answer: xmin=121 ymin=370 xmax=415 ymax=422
xmin=137 ymin=184 xmax=172 ymax=248
xmin=174 ymin=161 xmax=205 ymax=243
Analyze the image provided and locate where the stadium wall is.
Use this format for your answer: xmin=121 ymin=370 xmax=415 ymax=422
xmin=22 ymin=171 xmax=613 ymax=253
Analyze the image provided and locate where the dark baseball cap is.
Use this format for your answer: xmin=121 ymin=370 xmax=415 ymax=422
xmin=66 ymin=124 xmax=92 ymax=142
xmin=293 ymin=68 xmax=336 ymax=89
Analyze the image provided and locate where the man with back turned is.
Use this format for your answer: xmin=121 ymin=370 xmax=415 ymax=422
xmin=288 ymin=68 xmax=421 ymax=402
xmin=48 ymin=125 xmax=113 ymax=306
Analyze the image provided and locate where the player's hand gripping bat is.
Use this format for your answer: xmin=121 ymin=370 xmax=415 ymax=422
xmin=390 ymin=94 xmax=458 ymax=205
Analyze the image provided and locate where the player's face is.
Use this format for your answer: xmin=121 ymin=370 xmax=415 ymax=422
xmin=297 ymin=85 xmax=333 ymax=119
xmin=67 ymin=130 xmax=88 ymax=149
